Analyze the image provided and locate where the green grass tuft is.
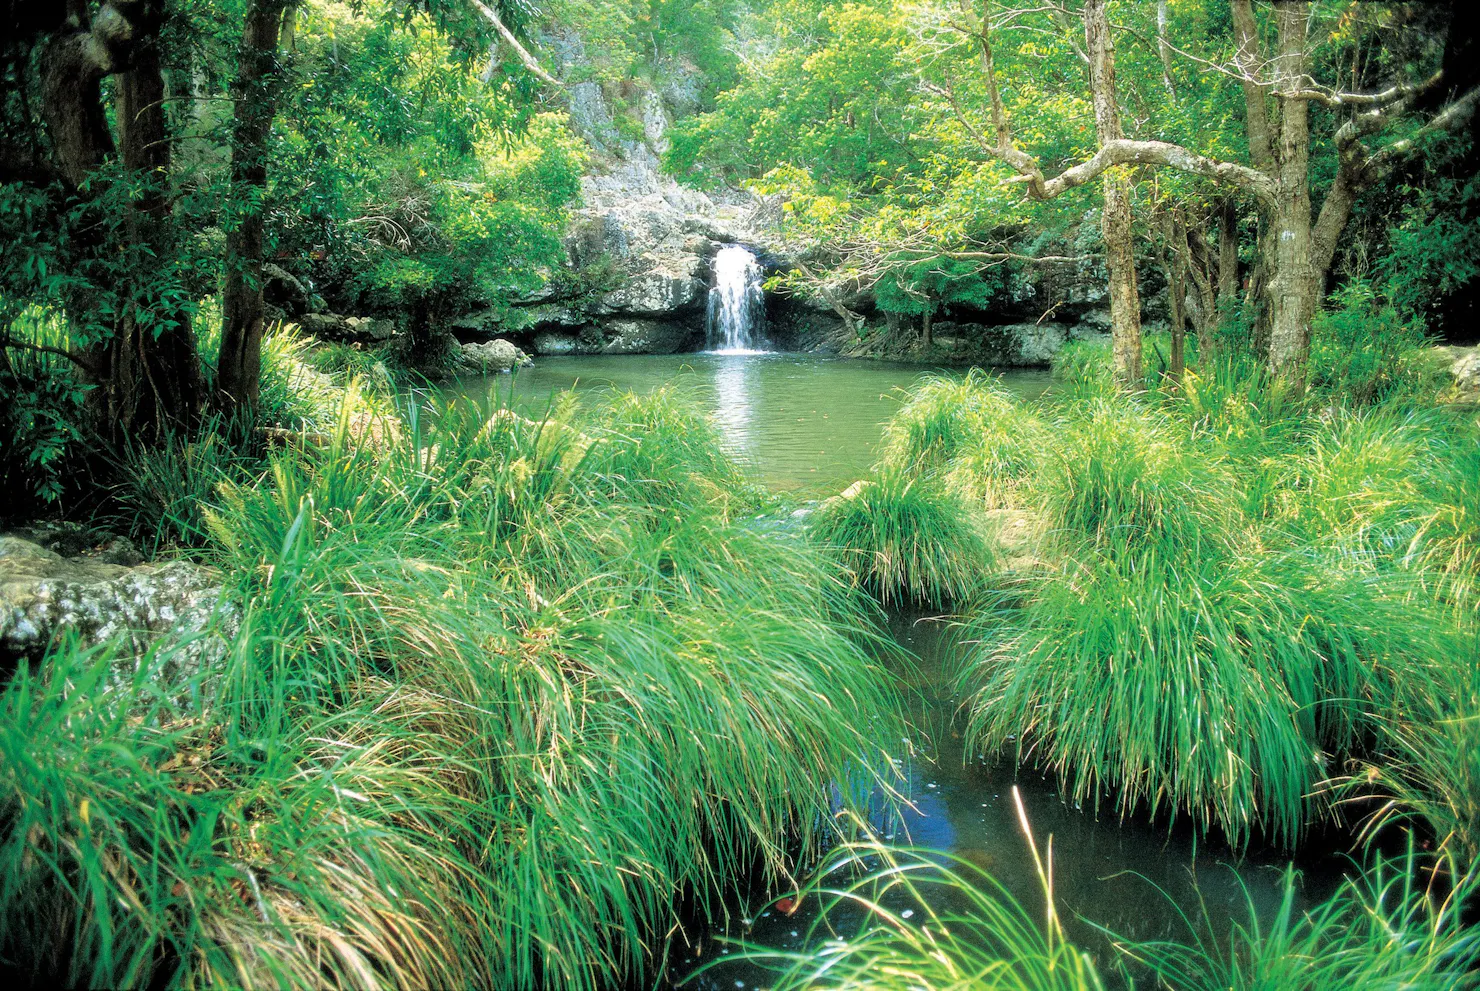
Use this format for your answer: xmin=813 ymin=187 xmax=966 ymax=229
xmin=808 ymin=470 xmax=997 ymax=608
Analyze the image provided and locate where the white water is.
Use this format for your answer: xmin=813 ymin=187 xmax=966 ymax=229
xmin=705 ymin=245 xmax=769 ymax=354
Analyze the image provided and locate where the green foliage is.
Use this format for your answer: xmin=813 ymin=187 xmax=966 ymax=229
xmin=808 ymin=470 xmax=995 ymax=608
xmin=113 ymin=424 xmax=256 ymax=552
xmin=714 ymin=843 xmax=1480 ymax=991
xmin=711 ymin=841 xmax=1106 ymax=991
xmin=1050 ymin=337 xmax=1119 ymax=400
xmin=1 ymin=386 xmax=903 ymax=990
xmin=915 ymin=382 xmax=1463 ymax=847
xmin=0 ymin=309 xmax=91 ymax=511
xmin=878 ymin=370 xmax=1045 ymax=507
xmin=1309 ymin=280 xmax=1430 ymax=404
xmin=1118 ymin=852 xmax=1480 ymax=990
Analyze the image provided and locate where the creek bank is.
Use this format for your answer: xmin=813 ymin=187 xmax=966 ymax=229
xmin=0 ymin=530 xmax=233 ymax=680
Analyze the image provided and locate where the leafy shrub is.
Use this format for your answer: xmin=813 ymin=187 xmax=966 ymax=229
xmin=1309 ymin=280 xmax=1429 ymax=404
xmin=0 ymin=309 xmax=91 ymax=512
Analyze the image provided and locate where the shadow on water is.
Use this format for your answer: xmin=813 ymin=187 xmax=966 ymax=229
xmin=669 ymin=612 xmax=1350 ymax=990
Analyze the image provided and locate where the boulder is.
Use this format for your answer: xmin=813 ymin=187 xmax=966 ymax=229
xmin=263 ymin=263 xmax=316 ymax=316
xmin=1452 ymin=348 xmax=1480 ymax=399
xmin=299 ymin=313 xmax=398 ymax=343
xmin=458 ymin=338 xmax=533 ymax=373
xmin=531 ymin=332 xmax=580 ymax=356
xmin=598 ymin=319 xmax=698 ymax=355
xmin=0 ymin=536 xmax=234 ymax=678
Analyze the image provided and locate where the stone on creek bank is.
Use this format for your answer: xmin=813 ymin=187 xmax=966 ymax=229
xmin=1450 ymin=347 xmax=1480 ymax=402
xmin=0 ymin=536 xmax=235 ymax=681
xmin=457 ymin=338 xmax=533 ymax=373
xmin=299 ymin=312 xmax=398 ymax=343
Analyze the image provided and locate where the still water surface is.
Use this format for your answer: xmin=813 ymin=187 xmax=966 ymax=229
xmin=454 ymin=353 xmax=1053 ymax=494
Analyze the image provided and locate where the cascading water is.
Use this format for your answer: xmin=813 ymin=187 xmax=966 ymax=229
xmin=705 ymin=245 xmax=769 ymax=353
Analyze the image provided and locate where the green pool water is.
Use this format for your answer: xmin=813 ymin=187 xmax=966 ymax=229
xmin=447 ymin=352 xmax=1054 ymax=494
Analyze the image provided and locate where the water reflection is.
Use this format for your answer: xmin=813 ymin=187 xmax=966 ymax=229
xmin=709 ymin=356 xmax=753 ymax=454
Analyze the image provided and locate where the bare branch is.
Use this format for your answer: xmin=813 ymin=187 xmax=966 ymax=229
xmin=468 ymin=0 xmax=563 ymax=89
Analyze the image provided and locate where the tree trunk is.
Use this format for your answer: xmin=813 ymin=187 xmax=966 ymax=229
xmin=1265 ymin=3 xmax=1317 ymax=391
xmin=1217 ymin=197 xmax=1239 ymax=312
xmin=1165 ymin=210 xmax=1188 ymax=384
xmin=1184 ymin=223 xmax=1219 ymax=354
xmin=1085 ymin=0 xmax=1142 ymax=388
xmin=89 ymin=38 xmax=206 ymax=438
xmin=218 ymin=0 xmax=291 ymax=414
xmin=921 ymin=308 xmax=933 ymax=347
xmin=38 ymin=2 xmax=204 ymax=440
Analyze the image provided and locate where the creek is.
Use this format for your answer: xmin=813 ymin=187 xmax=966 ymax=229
xmin=456 ymin=352 xmax=1052 ymax=493
xmin=448 ymin=351 xmax=1348 ymax=989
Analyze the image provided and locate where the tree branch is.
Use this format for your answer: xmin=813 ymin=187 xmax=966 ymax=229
xmin=468 ymin=0 xmax=562 ymax=89
xmin=0 ymin=335 xmax=100 ymax=375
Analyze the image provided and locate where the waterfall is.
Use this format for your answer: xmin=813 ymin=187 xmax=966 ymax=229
xmin=705 ymin=246 xmax=769 ymax=353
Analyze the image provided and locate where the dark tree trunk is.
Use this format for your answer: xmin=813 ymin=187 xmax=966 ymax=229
xmin=218 ymin=0 xmax=291 ymax=413
xmin=88 ymin=36 xmax=206 ymax=437
xmin=36 ymin=1 xmax=204 ymax=440
xmin=921 ymin=308 xmax=933 ymax=347
xmin=1163 ymin=210 xmax=1188 ymax=384
xmin=1217 ymin=197 xmax=1239 ymax=313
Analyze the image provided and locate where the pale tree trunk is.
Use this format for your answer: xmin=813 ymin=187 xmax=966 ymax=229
xmin=1156 ymin=1 xmax=1176 ymax=98
xmin=1265 ymin=3 xmax=1317 ymax=391
xmin=1085 ymin=0 xmax=1142 ymax=388
xmin=218 ymin=0 xmax=293 ymax=414
xmin=921 ymin=308 xmax=933 ymax=347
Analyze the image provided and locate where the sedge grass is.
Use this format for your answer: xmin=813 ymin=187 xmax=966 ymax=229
xmin=1112 ymin=848 xmax=1480 ymax=990
xmin=1 ymin=384 xmax=906 ymax=990
xmin=705 ymin=791 xmax=1106 ymax=991
xmin=947 ymin=388 xmax=1456 ymax=847
xmin=807 ymin=470 xmax=998 ymax=608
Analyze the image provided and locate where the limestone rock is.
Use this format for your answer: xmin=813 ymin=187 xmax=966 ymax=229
xmin=598 ymin=319 xmax=698 ymax=355
xmin=0 ymin=536 xmax=234 ymax=677
xmin=300 ymin=313 xmax=397 ymax=343
xmin=458 ymin=338 xmax=533 ymax=373
xmin=531 ymin=332 xmax=580 ymax=355
xmin=1452 ymin=349 xmax=1480 ymax=399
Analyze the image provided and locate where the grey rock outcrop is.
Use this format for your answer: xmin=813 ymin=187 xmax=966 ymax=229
xmin=1451 ymin=348 xmax=1480 ymax=399
xmin=458 ymin=338 xmax=533 ymax=373
xmin=0 ymin=536 xmax=234 ymax=678
xmin=299 ymin=313 xmax=398 ymax=343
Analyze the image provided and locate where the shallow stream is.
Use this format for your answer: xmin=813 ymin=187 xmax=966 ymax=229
xmin=449 ymin=352 xmax=1349 ymax=988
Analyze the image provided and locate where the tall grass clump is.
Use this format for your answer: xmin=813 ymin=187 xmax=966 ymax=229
xmin=709 ymin=806 xmax=1106 ymax=991
xmin=961 ymin=397 xmax=1448 ymax=846
xmin=808 ymin=471 xmax=996 ymax=608
xmin=1050 ymin=337 xmax=1118 ymax=400
xmin=878 ymin=370 xmax=1046 ymax=506
xmin=1346 ymin=655 xmax=1480 ymax=871
xmin=1115 ymin=850 xmax=1480 ymax=990
xmin=0 ymin=385 xmax=905 ymax=990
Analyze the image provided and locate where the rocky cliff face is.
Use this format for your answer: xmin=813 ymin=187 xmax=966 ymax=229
xmin=441 ymin=30 xmax=1118 ymax=365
